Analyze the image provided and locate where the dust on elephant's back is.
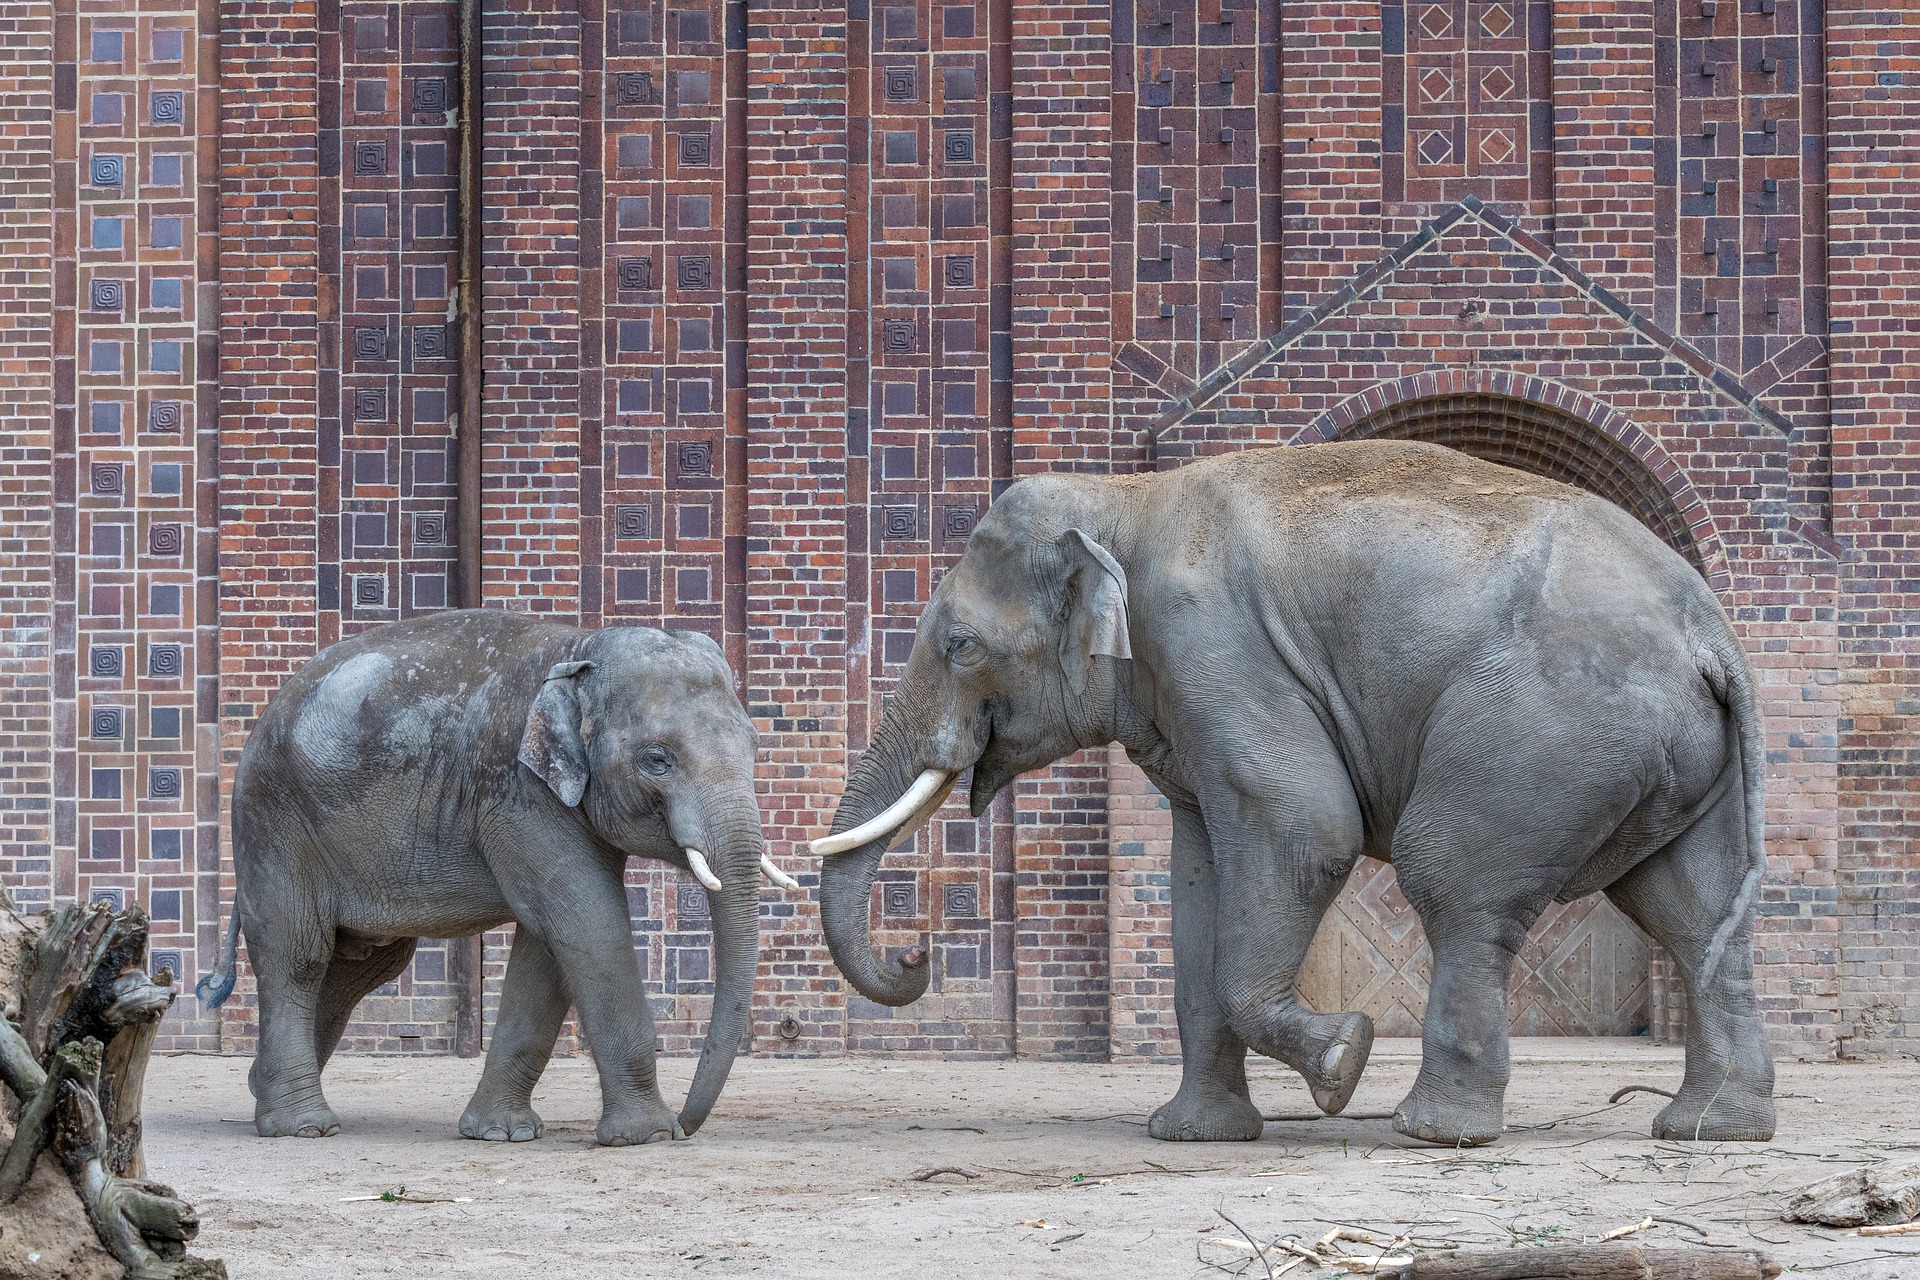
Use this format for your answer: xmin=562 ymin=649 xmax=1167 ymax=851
xmin=288 ymin=649 xmax=468 ymax=773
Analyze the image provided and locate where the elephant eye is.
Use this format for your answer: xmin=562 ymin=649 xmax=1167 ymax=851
xmin=946 ymin=633 xmax=983 ymax=666
xmin=639 ymin=745 xmax=675 ymax=777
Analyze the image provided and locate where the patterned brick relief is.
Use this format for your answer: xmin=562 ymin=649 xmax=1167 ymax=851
xmin=1382 ymin=0 xmax=1553 ymax=209
xmin=1127 ymin=0 xmax=1262 ymax=387
xmin=589 ymin=0 xmax=743 ymax=1046
xmin=49 ymin=0 xmax=217 ymax=1047
xmin=843 ymin=0 xmax=1014 ymax=1056
xmin=1652 ymin=0 xmax=1823 ymax=376
xmin=324 ymin=2 xmax=462 ymax=647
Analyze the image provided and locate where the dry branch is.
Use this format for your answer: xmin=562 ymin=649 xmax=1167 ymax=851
xmin=1375 ymin=1244 xmax=1780 ymax=1279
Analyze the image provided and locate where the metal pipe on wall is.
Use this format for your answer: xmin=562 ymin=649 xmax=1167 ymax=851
xmin=450 ymin=0 xmax=486 ymax=1060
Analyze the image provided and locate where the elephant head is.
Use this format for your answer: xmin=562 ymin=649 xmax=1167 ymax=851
xmin=517 ymin=628 xmax=786 ymax=1134
xmin=815 ymin=475 xmax=1133 ymax=1006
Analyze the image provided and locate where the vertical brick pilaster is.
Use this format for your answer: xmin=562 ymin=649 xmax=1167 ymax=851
xmin=747 ymin=2 xmax=848 ymax=1053
xmin=0 ymin=0 xmax=55 ymax=912
xmin=1010 ymin=0 xmax=1114 ymax=1062
xmin=1827 ymin=0 xmax=1920 ymax=1049
xmin=482 ymin=0 xmax=581 ymax=615
xmin=1282 ymin=0 xmax=1382 ymax=311
xmin=1106 ymin=746 xmax=1177 ymax=1062
xmin=217 ymin=0 xmax=322 ymax=1045
xmin=1551 ymin=0 xmax=1656 ymax=311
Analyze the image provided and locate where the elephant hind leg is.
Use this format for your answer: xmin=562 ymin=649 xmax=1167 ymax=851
xmin=1389 ymin=775 xmax=1634 ymax=1146
xmin=1604 ymin=792 xmax=1774 ymax=1143
xmin=314 ymin=935 xmax=420 ymax=1073
xmin=247 ymin=899 xmax=343 ymax=1138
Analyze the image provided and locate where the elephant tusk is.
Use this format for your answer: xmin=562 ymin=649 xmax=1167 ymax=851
xmin=684 ymin=847 xmax=724 ymax=892
xmin=759 ymin=856 xmax=801 ymax=892
xmin=811 ymin=768 xmax=952 ymax=857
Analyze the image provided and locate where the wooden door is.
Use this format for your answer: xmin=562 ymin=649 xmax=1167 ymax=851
xmin=1297 ymin=858 xmax=1652 ymax=1036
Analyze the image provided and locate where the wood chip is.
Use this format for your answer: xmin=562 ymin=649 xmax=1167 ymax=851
xmin=1858 ymin=1221 xmax=1920 ymax=1237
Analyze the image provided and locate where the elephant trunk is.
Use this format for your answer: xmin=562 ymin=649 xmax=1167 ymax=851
xmin=676 ymin=806 xmax=763 ymax=1136
xmin=817 ymin=715 xmax=938 ymax=1008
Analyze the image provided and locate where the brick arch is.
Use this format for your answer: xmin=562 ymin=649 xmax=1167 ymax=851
xmin=1305 ymin=372 xmax=1729 ymax=587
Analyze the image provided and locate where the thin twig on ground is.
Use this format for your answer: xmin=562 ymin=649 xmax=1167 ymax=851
xmin=1215 ymin=1209 xmax=1277 ymax=1280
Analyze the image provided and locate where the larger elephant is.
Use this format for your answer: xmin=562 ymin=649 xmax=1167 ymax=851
xmin=814 ymin=441 xmax=1774 ymax=1146
xmin=198 ymin=609 xmax=791 ymax=1145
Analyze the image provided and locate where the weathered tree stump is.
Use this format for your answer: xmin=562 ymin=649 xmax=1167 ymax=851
xmin=1377 ymin=1243 xmax=1780 ymax=1280
xmin=1782 ymin=1160 xmax=1920 ymax=1228
xmin=0 ymin=886 xmax=225 ymax=1279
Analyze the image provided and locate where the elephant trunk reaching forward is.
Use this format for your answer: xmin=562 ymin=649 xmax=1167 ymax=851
xmin=814 ymin=440 xmax=1773 ymax=1148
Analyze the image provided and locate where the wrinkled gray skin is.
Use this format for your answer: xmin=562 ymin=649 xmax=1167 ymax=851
xmin=198 ymin=610 xmax=763 ymax=1146
xmin=821 ymin=441 xmax=1774 ymax=1146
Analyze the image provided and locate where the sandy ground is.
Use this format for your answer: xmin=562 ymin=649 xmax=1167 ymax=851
xmin=125 ymin=1039 xmax=1916 ymax=1279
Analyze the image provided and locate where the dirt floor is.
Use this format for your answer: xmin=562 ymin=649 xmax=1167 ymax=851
xmin=125 ymin=1039 xmax=1915 ymax=1278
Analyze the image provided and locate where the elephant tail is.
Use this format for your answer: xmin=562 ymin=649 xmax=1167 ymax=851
xmin=1695 ymin=624 xmax=1768 ymax=989
xmin=196 ymin=895 xmax=243 ymax=1010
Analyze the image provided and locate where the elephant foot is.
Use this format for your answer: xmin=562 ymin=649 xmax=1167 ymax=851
xmin=1652 ymin=1087 xmax=1775 ymax=1143
xmin=459 ymin=1099 xmax=545 ymax=1143
xmin=1148 ymin=1085 xmax=1264 ymax=1142
xmin=597 ymin=1098 xmax=684 ymax=1147
xmin=1392 ymin=1082 xmax=1502 ymax=1147
xmin=254 ymin=1102 xmax=342 ymax=1139
xmin=1304 ymin=1012 xmax=1373 ymax=1116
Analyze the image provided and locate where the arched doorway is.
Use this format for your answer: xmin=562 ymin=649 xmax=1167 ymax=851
xmin=1295 ymin=392 xmax=1705 ymax=1036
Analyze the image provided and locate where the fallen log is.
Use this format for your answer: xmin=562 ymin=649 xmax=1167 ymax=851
xmin=0 ymin=886 xmax=225 ymax=1278
xmin=1375 ymin=1243 xmax=1780 ymax=1280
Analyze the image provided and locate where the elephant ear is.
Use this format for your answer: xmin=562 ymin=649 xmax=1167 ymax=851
xmin=1055 ymin=527 xmax=1132 ymax=695
xmin=518 ymin=660 xmax=594 ymax=807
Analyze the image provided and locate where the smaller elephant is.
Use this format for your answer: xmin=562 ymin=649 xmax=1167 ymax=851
xmin=198 ymin=609 xmax=793 ymax=1145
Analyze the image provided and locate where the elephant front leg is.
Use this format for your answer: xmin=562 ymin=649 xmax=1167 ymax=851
xmin=1205 ymin=765 xmax=1374 ymax=1117
xmin=460 ymin=928 xmax=569 ymax=1142
xmin=503 ymin=848 xmax=682 ymax=1146
xmin=1150 ymin=805 xmax=1264 ymax=1142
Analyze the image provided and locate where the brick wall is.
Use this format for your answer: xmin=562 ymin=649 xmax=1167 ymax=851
xmin=0 ymin=0 xmax=55 ymax=914
xmin=1826 ymin=0 xmax=1919 ymax=1048
xmin=1 ymin=0 xmax=1912 ymax=1062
